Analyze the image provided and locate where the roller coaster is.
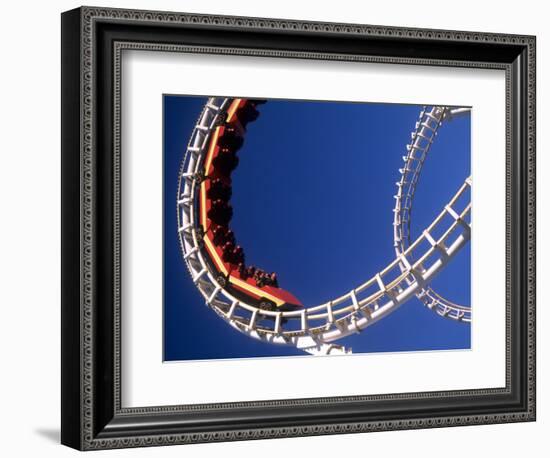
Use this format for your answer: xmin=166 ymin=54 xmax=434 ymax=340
xmin=177 ymin=98 xmax=471 ymax=355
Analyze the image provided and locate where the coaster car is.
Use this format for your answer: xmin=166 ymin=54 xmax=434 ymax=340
xmin=197 ymin=98 xmax=302 ymax=312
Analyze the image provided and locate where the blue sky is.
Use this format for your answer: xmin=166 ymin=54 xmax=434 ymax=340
xmin=163 ymin=96 xmax=471 ymax=361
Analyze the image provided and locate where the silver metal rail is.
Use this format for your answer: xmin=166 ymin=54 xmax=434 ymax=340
xmin=393 ymin=106 xmax=472 ymax=322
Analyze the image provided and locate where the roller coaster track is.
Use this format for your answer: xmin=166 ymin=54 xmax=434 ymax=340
xmin=393 ymin=106 xmax=472 ymax=322
xmin=177 ymin=98 xmax=471 ymax=355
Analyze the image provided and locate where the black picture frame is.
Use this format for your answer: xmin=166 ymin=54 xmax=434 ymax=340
xmin=61 ymin=6 xmax=536 ymax=450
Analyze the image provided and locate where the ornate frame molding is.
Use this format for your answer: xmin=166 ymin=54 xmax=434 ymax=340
xmin=61 ymin=6 xmax=536 ymax=450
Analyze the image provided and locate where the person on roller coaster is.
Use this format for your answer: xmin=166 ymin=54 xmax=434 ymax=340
xmin=207 ymin=178 xmax=232 ymax=201
xmin=207 ymin=199 xmax=233 ymax=226
xmin=212 ymin=149 xmax=239 ymax=177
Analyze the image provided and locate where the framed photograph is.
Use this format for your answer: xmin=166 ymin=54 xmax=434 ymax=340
xmin=61 ymin=6 xmax=536 ymax=450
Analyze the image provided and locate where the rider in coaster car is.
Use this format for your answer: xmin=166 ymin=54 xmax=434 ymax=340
xmin=207 ymin=178 xmax=232 ymax=201
xmin=253 ymin=268 xmax=268 ymax=287
xmin=211 ymin=226 xmax=226 ymax=246
xmin=208 ymin=199 xmax=233 ymax=226
xmin=212 ymin=149 xmax=239 ymax=177
xmin=237 ymin=262 xmax=248 ymax=278
xmin=217 ymin=126 xmax=244 ymax=151
xmin=245 ymin=266 xmax=256 ymax=281
xmin=224 ymin=229 xmax=236 ymax=246
xmin=268 ymin=272 xmax=279 ymax=288
xmin=212 ymin=227 xmax=235 ymax=247
xmin=221 ymin=241 xmax=235 ymax=264
xmin=221 ymin=244 xmax=244 ymax=268
xmin=236 ymin=104 xmax=260 ymax=128
xmin=230 ymin=245 xmax=245 ymax=265
xmin=250 ymin=269 xmax=278 ymax=288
